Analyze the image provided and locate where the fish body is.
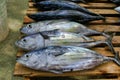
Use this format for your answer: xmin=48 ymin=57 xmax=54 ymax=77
xmin=15 ymin=29 xmax=112 ymax=51
xmin=17 ymin=46 xmax=120 ymax=73
xmin=34 ymin=0 xmax=100 ymax=16
xmin=21 ymin=20 xmax=107 ymax=37
xmin=110 ymin=0 xmax=120 ymax=4
xmin=115 ymin=6 xmax=120 ymax=13
xmin=32 ymin=0 xmax=86 ymax=3
xmin=27 ymin=10 xmax=105 ymax=23
xmin=15 ymin=31 xmax=94 ymax=50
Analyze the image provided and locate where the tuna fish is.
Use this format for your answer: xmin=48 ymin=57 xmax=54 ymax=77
xmin=20 ymin=20 xmax=108 ymax=37
xmin=17 ymin=46 xmax=120 ymax=74
xmin=27 ymin=10 xmax=105 ymax=23
xmin=15 ymin=30 xmax=113 ymax=51
xmin=15 ymin=31 xmax=94 ymax=50
xmin=34 ymin=0 xmax=100 ymax=16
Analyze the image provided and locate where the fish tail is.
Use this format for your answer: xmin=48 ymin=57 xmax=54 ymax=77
xmin=80 ymin=0 xmax=87 ymax=3
xmin=97 ymin=15 xmax=105 ymax=20
xmin=108 ymin=51 xmax=120 ymax=66
xmin=104 ymin=33 xmax=116 ymax=54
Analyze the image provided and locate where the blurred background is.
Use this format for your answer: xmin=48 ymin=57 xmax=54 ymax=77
xmin=0 ymin=0 xmax=28 ymax=80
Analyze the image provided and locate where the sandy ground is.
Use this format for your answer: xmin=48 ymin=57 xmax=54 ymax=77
xmin=0 ymin=0 xmax=28 ymax=80
xmin=0 ymin=0 xmax=95 ymax=80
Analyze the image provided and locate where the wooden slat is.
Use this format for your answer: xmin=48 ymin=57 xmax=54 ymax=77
xmin=29 ymin=0 xmax=110 ymax=3
xmin=14 ymin=60 xmax=120 ymax=77
xmin=88 ymin=25 xmax=120 ymax=32
xmin=23 ymin=16 xmax=120 ymax=24
xmin=89 ymin=79 xmax=118 ymax=80
xmin=27 ymin=8 xmax=119 ymax=15
xmin=24 ymin=77 xmax=30 ymax=80
xmin=29 ymin=2 xmax=116 ymax=9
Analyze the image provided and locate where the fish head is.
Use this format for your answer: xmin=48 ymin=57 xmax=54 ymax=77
xmin=17 ymin=51 xmax=46 ymax=69
xmin=15 ymin=34 xmax=44 ymax=50
xmin=20 ymin=23 xmax=40 ymax=35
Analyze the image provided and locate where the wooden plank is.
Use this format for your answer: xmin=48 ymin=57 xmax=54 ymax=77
xmin=23 ymin=16 xmax=120 ymax=24
xmin=14 ymin=60 xmax=120 ymax=77
xmin=27 ymin=8 xmax=119 ymax=15
xmin=29 ymin=2 xmax=116 ymax=9
xmin=24 ymin=77 xmax=30 ymax=80
xmin=88 ymin=25 xmax=120 ymax=32
xmin=29 ymin=0 xmax=110 ymax=3
xmin=89 ymin=79 xmax=118 ymax=80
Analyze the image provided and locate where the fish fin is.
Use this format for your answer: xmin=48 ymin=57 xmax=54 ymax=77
xmin=39 ymin=32 xmax=50 ymax=39
xmin=80 ymin=0 xmax=87 ymax=3
xmin=49 ymin=70 xmax=63 ymax=74
xmin=105 ymin=33 xmax=116 ymax=54
xmin=108 ymin=51 xmax=120 ymax=66
xmin=81 ymin=36 xmax=95 ymax=42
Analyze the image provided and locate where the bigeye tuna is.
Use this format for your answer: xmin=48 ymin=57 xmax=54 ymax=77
xmin=15 ymin=29 xmax=113 ymax=51
xmin=27 ymin=10 xmax=105 ymax=23
xmin=20 ymin=20 xmax=108 ymax=37
xmin=17 ymin=46 xmax=120 ymax=74
xmin=34 ymin=0 xmax=100 ymax=16
xmin=15 ymin=30 xmax=95 ymax=50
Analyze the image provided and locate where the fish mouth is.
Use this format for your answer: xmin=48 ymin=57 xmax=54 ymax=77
xmin=16 ymin=58 xmax=23 ymax=64
xmin=20 ymin=27 xmax=28 ymax=34
xmin=15 ymin=41 xmax=25 ymax=49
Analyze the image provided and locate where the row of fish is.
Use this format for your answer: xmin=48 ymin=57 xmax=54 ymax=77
xmin=16 ymin=0 xmax=120 ymax=74
xmin=28 ymin=0 xmax=105 ymax=23
xmin=17 ymin=20 xmax=109 ymax=50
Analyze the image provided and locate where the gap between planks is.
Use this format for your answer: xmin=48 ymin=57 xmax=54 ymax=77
xmin=29 ymin=2 xmax=116 ymax=9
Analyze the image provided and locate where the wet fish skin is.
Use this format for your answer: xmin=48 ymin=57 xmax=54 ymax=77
xmin=27 ymin=10 xmax=105 ymax=23
xmin=17 ymin=46 xmax=120 ymax=73
xmin=15 ymin=33 xmax=45 ymax=50
xmin=15 ymin=31 xmax=94 ymax=51
xmin=20 ymin=20 xmax=85 ymax=34
xmin=32 ymin=0 xmax=86 ymax=3
xmin=115 ymin=6 xmax=120 ymax=13
xmin=110 ymin=0 xmax=120 ymax=4
xmin=34 ymin=0 xmax=100 ymax=16
xmin=21 ymin=20 xmax=107 ymax=37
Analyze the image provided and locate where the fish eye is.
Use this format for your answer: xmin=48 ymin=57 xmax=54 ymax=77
xmin=25 ymin=55 xmax=29 ymax=58
xmin=23 ymin=39 xmax=26 ymax=42
xmin=28 ymin=25 xmax=32 ymax=28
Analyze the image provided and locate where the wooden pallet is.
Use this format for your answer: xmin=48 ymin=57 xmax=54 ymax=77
xmin=14 ymin=0 xmax=120 ymax=79
xmin=24 ymin=75 xmax=120 ymax=80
